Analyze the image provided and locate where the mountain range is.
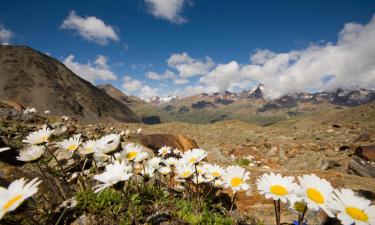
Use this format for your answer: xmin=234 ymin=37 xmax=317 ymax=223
xmin=1 ymin=45 xmax=374 ymax=125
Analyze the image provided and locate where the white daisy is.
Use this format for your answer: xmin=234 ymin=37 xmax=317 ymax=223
xmin=181 ymin=148 xmax=207 ymax=165
xmin=256 ymin=172 xmax=300 ymax=203
xmin=122 ymin=143 xmax=143 ymax=161
xmin=148 ymin=157 xmax=163 ymax=169
xmin=222 ymin=166 xmax=250 ymax=192
xmin=329 ymin=188 xmax=375 ymax=225
xmin=164 ymin=157 xmax=178 ymax=166
xmin=23 ymin=126 xmax=54 ymax=145
xmin=158 ymin=146 xmax=171 ymax=157
xmin=297 ymin=174 xmax=335 ymax=217
xmin=159 ymin=166 xmax=171 ymax=176
xmin=93 ymin=160 xmax=133 ymax=193
xmin=78 ymin=140 xmax=96 ymax=155
xmin=0 ymin=178 xmax=41 ymax=219
xmin=175 ymin=163 xmax=194 ymax=179
xmin=206 ymin=164 xmax=225 ymax=179
xmin=17 ymin=145 xmax=45 ymax=162
xmin=135 ymin=151 xmax=149 ymax=162
xmin=57 ymin=134 xmax=82 ymax=152
xmin=94 ymin=134 xmax=120 ymax=154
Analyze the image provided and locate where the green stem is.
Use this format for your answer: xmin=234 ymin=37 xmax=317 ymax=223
xmin=230 ymin=191 xmax=237 ymax=211
xmin=121 ymin=189 xmax=139 ymax=225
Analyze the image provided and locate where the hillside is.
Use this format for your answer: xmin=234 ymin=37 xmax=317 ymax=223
xmin=0 ymin=45 xmax=140 ymax=123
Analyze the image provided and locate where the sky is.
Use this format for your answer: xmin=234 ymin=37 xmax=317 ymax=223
xmin=1 ymin=0 xmax=375 ymax=100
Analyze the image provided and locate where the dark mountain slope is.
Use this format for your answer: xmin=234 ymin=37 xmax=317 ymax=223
xmin=0 ymin=45 xmax=140 ymax=123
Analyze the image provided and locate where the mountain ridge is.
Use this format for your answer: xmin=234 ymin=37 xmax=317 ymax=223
xmin=0 ymin=45 xmax=140 ymax=123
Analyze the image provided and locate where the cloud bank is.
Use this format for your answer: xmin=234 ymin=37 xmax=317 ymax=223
xmin=145 ymin=15 xmax=375 ymax=99
xmin=61 ymin=11 xmax=119 ymax=45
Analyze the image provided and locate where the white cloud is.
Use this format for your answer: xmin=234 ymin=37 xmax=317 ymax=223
xmin=139 ymin=85 xmax=159 ymax=100
xmin=122 ymin=76 xmax=159 ymax=101
xmin=122 ymin=76 xmax=143 ymax=92
xmin=167 ymin=52 xmax=215 ymax=78
xmin=63 ymin=54 xmax=117 ymax=83
xmin=145 ymin=0 xmax=189 ymax=24
xmin=0 ymin=25 xmax=13 ymax=44
xmin=241 ymin=15 xmax=375 ymax=99
xmin=199 ymin=61 xmax=242 ymax=93
xmin=146 ymin=69 xmax=188 ymax=84
xmin=61 ymin=10 xmax=119 ymax=45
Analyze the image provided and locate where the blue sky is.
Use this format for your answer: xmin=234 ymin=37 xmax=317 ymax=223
xmin=1 ymin=0 xmax=375 ymax=100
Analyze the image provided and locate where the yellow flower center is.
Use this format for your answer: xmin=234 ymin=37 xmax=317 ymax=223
xmin=212 ymin=171 xmax=221 ymax=177
xmin=3 ymin=195 xmax=23 ymax=211
xmin=162 ymin=149 xmax=167 ymax=154
xmin=182 ymin=171 xmax=191 ymax=178
xmin=126 ymin=151 xmax=138 ymax=160
xmin=346 ymin=207 xmax=368 ymax=222
xmin=307 ymin=188 xmax=324 ymax=204
xmin=189 ymin=157 xmax=197 ymax=163
xmin=67 ymin=145 xmax=77 ymax=151
xmin=231 ymin=177 xmax=243 ymax=187
xmin=270 ymin=185 xmax=288 ymax=196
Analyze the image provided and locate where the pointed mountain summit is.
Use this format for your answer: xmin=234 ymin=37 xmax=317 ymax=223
xmin=0 ymin=45 xmax=140 ymax=123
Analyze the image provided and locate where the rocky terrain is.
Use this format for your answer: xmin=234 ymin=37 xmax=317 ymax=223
xmin=0 ymin=45 xmax=140 ymax=123
xmin=0 ymin=98 xmax=374 ymax=224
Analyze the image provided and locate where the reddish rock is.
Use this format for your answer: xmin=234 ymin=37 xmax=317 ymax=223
xmin=141 ymin=134 xmax=198 ymax=152
xmin=0 ymin=100 xmax=25 ymax=110
xmin=355 ymin=146 xmax=375 ymax=161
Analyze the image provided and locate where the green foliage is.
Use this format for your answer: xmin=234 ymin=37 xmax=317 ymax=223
xmin=234 ymin=157 xmax=251 ymax=166
xmin=75 ymin=188 xmax=124 ymax=216
xmin=174 ymin=199 xmax=234 ymax=225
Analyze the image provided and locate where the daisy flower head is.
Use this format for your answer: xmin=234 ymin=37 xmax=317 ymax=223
xmin=206 ymin=164 xmax=225 ymax=179
xmin=297 ymin=174 xmax=335 ymax=217
xmin=159 ymin=166 xmax=171 ymax=176
xmin=17 ymin=145 xmax=45 ymax=162
xmin=256 ymin=172 xmax=300 ymax=203
xmin=122 ymin=143 xmax=143 ymax=161
xmin=222 ymin=166 xmax=250 ymax=192
xmin=93 ymin=160 xmax=133 ymax=193
xmin=0 ymin=178 xmax=41 ymax=219
xmin=95 ymin=134 xmax=121 ymax=154
xmin=164 ymin=157 xmax=178 ymax=167
xmin=287 ymin=195 xmax=308 ymax=214
xmin=175 ymin=163 xmax=194 ymax=179
xmin=158 ymin=146 xmax=172 ymax=157
xmin=329 ymin=188 xmax=375 ymax=225
xmin=192 ymin=174 xmax=208 ymax=184
xmin=57 ymin=134 xmax=82 ymax=152
xmin=23 ymin=126 xmax=54 ymax=145
xmin=181 ymin=148 xmax=207 ymax=165
xmin=148 ymin=157 xmax=163 ymax=169
xmin=78 ymin=140 xmax=97 ymax=155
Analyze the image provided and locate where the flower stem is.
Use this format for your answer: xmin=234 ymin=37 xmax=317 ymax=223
xmin=298 ymin=205 xmax=307 ymax=225
xmin=121 ymin=188 xmax=139 ymax=225
xmin=44 ymin=144 xmax=68 ymax=184
xmin=230 ymin=191 xmax=237 ymax=211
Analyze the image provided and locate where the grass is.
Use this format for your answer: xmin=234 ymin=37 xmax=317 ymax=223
xmin=74 ymin=182 xmax=245 ymax=225
xmin=234 ymin=157 xmax=251 ymax=167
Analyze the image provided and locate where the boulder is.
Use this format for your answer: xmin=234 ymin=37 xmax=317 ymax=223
xmin=141 ymin=134 xmax=198 ymax=152
xmin=0 ymin=100 xmax=25 ymax=110
xmin=355 ymin=145 xmax=375 ymax=161
xmin=348 ymin=156 xmax=375 ymax=178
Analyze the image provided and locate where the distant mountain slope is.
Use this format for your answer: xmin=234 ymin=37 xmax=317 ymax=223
xmin=97 ymin=84 xmax=145 ymax=107
xmin=0 ymin=45 xmax=140 ymax=123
